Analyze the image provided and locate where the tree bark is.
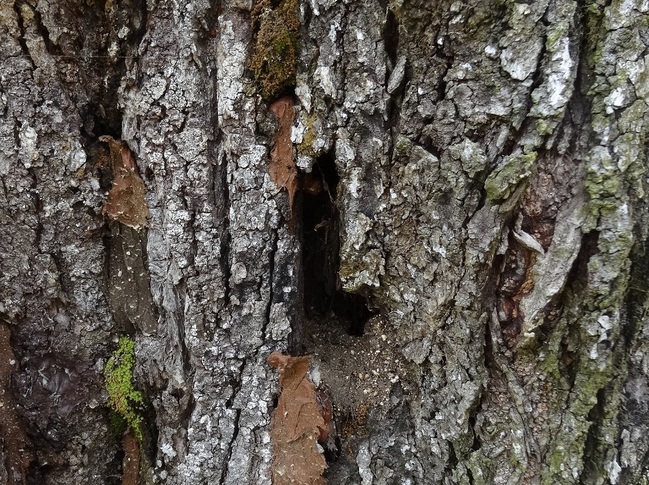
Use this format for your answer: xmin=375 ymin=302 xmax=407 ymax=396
xmin=1 ymin=0 xmax=648 ymax=484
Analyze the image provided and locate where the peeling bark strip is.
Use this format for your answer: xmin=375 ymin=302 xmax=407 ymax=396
xmin=99 ymin=135 xmax=149 ymax=229
xmin=106 ymin=224 xmax=157 ymax=336
xmin=268 ymin=352 xmax=328 ymax=485
xmin=269 ymin=97 xmax=298 ymax=214
xmin=121 ymin=429 xmax=140 ymax=485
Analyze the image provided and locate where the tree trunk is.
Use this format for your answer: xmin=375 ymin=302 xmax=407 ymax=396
xmin=1 ymin=0 xmax=648 ymax=484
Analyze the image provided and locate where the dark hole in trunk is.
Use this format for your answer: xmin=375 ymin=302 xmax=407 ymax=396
xmin=301 ymin=151 xmax=373 ymax=336
xmin=468 ymin=416 xmax=482 ymax=451
xmin=322 ymin=435 xmax=342 ymax=463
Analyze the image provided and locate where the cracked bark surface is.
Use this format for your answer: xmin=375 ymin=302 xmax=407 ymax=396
xmin=1 ymin=0 xmax=648 ymax=484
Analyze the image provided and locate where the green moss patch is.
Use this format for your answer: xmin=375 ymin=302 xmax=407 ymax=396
xmin=104 ymin=336 xmax=145 ymax=442
xmin=250 ymin=0 xmax=300 ymax=100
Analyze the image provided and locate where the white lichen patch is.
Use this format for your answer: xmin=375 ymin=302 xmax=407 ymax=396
xmin=18 ymin=123 xmax=38 ymax=167
xmin=500 ymin=37 xmax=543 ymax=81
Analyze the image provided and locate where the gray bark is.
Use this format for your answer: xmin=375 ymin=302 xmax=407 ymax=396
xmin=1 ymin=0 xmax=648 ymax=484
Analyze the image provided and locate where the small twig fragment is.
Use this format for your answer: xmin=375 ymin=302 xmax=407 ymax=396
xmin=512 ymin=214 xmax=545 ymax=255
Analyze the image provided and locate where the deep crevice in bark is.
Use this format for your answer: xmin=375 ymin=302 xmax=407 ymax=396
xmin=581 ymin=385 xmax=612 ymax=481
xmin=12 ymin=2 xmax=34 ymax=69
xmin=621 ymin=224 xmax=649 ymax=351
xmin=301 ymin=150 xmax=373 ymax=337
xmin=77 ymin=0 xmax=147 ymax=140
xmin=619 ymin=228 xmax=649 ymax=483
xmin=468 ymin=415 xmax=481 ymax=451
xmin=0 ymin=322 xmax=33 ymax=485
xmin=566 ymin=229 xmax=600 ymax=294
xmin=218 ymin=408 xmax=241 ymax=485
xmin=446 ymin=441 xmax=459 ymax=475
xmin=383 ymin=8 xmax=399 ymax=70
xmin=26 ymin=168 xmax=43 ymax=249
xmin=534 ymin=292 xmax=565 ymax=345
xmin=214 ymin=132 xmax=231 ymax=340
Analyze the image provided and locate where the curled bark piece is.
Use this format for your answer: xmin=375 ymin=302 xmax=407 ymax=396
xmin=268 ymin=351 xmax=327 ymax=485
xmin=99 ymin=136 xmax=150 ymax=230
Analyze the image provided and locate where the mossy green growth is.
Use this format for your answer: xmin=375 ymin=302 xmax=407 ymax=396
xmin=393 ymin=135 xmax=413 ymax=159
xmin=485 ymin=151 xmax=537 ymax=202
xmin=104 ymin=336 xmax=145 ymax=442
xmin=250 ymin=0 xmax=300 ymax=100
xmin=464 ymin=450 xmax=494 ymax=485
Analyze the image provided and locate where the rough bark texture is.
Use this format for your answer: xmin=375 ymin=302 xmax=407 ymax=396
xmin=1 ymin=0 xmax=648 ymax=484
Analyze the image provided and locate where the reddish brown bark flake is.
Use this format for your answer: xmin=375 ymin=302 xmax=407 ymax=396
xmin=268 ymin=351 xmax=327 ymax=485
xmin=268 ymin=97 xmax=298 ymax=214
xmin=121 ymin=429 xmax=140 ymax=485
xmin=99 ymin=136 xmax=150 ymax=230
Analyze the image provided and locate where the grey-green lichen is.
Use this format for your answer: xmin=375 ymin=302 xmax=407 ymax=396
xmin=484 ymin=151 xmax=537 ymax=202
xmin=464 ymin=451 xmax=494 ymax=485
xmin=249 ymin=0 xmax=300 ymax=100
xmin=296 ymin=113 xmax=320 ymax=158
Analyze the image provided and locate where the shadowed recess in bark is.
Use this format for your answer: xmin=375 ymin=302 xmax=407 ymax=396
xmin=619 ymin=227 xmax=649 ymax=484
xmin=383 ymin=8 xmax=399 ymax=68
xmin=301 ymin=150 xmax=374 ymax=337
